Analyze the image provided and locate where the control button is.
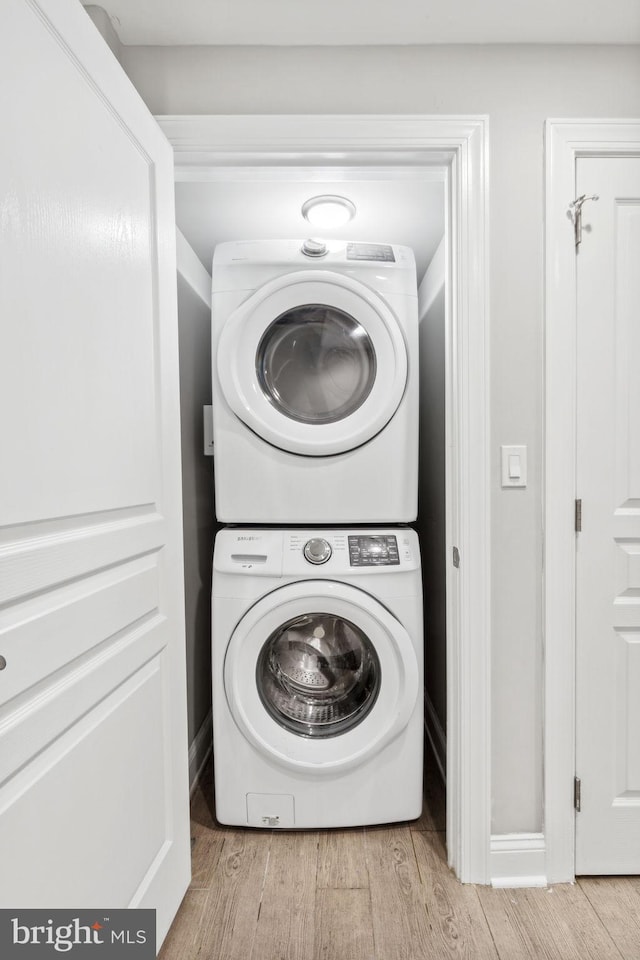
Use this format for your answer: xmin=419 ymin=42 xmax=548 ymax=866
xmin=303 ymin=538 xmax=332 ymax=565
xmin=301 ymin=238 xmax=328 ymax=258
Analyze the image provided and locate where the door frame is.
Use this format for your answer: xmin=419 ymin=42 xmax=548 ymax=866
xmin=544 ymin=119 xmax=640 ymax=883
xmin=157 ymin=114 xmax=490 ymax=883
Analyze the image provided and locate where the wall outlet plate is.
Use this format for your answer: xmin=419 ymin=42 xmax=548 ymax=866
xmin=203 ymin=405 xmax=214 ymax=456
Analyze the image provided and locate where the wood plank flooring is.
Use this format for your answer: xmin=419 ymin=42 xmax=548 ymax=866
xmin=160 ymin=747 xmax=638 ymax=960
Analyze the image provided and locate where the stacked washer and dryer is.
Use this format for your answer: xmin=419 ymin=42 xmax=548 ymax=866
xmin=210 ymin=238 xmax=423 ymax=828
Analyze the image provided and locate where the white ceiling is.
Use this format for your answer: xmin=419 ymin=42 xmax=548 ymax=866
xmin=99 ymin=0 xmax=640 ymax=46
xmin=174 ymin=170 xmax=445 ymax=283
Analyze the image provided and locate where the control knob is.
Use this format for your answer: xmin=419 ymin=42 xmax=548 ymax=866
xmin=301 ymin=238 xmax=328 ymax=258
xmin=303 ymin=538 xmax=332 ymax=565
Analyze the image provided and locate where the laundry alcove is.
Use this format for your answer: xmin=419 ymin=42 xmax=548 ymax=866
xmin=164 ymin=114 xmax=490 ymax=884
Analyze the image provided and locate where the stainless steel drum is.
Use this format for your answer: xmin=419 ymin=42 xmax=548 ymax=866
xmin=256 ymin=612 xmax=381 ymax=738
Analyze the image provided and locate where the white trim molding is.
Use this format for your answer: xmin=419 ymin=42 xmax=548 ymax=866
xmin=189 ymin=708 xmax=213 ymax=794
xmin=176 ymin=226 xmax=212 ymax=307
xmin=158 ymin=115 xmax=491 ymax=883
xmin=490 ymin=834 xmax=547 ymax=888
xmin=544 ymin=119 xmax=640 ymax=884
xmin=424 ymin=691 xmax=447 ymax=785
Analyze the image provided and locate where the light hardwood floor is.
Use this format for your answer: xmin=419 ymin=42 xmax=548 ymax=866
xmin=160 ymin=747 xmax=640 ymax=960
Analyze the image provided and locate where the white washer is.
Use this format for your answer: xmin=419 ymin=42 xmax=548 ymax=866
xmin=212 ymin=526 xmax=423 ymax=828
xmin=211 ymin=239 xmax=419 ymax=523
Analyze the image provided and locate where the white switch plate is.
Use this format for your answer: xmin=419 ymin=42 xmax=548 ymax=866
xmin=203 ymin=405 xmax=214 ymax=456
xmin=501 ymin=444 xmax=527 ymax=487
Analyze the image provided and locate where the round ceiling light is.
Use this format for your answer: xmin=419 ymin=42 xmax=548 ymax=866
xmin=301 ymin=195 xmax=356 ymax=229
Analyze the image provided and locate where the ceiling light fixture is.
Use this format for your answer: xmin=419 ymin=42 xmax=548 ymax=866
xmin=301 ymin=195 xmax=356 ymax=230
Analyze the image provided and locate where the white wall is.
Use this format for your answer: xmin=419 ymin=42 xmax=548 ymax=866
xmin=83 ymin=5 xmax=123 ymax=62
xmin=120 ymin=42 xmax=640 ymax=835
xmin=176 ymin=231 xmax=216 ymax=747
xmin=417 ymin=239 xmax=447 ymax=778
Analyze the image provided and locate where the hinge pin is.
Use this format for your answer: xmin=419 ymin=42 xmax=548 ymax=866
xmin=574 ymin=776 xmax=582 ymax=812
xmin=575 ymin=499 xmax=582 ymax=532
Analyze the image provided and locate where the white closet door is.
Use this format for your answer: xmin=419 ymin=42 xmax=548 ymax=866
xmin=575 ymin=156 xmax=640 ymax=873
xmin=0 ymin=0 xmax=190 ymax=943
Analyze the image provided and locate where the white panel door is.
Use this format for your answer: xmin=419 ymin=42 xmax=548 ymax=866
xmin=0 ymin=0 xmax=190 ymax=943
xmin=575 ymin=156 xmax=640 ymax=873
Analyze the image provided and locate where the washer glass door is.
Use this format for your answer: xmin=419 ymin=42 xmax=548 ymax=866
xmin=256 ymin=611 xmax=381 ymax=738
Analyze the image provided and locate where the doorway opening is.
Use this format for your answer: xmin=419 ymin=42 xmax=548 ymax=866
xmin=160 ymin=114 xmax=490 ymax=883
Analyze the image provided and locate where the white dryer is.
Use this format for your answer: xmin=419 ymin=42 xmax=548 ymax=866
xmin=211 ymin=526 xmax=423 ymax=829
xmin=211 ymin=239 xmax=418 ymax=523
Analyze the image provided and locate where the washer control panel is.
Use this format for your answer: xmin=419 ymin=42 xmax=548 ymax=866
xmin=303 ymin=537 xmax=332 ymax=565
xmin=214 ymin=529 xmax=418 ymax=576
xmin=348 ymin=535 xmax=399 ymax=566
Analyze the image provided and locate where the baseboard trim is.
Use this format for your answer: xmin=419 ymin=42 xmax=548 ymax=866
xmin=424 ymin=691 xmax=446 ymax=784
xmin=490 ymin=833 xmax=547 ymax=888
xmin=188 ymin=709 xmax=212 ymax=796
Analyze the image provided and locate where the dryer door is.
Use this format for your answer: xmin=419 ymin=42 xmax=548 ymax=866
xmin=224 ymin=580 xmax=419 ymax=773
xmin=217 ymin=271 xmax=408 ymax=456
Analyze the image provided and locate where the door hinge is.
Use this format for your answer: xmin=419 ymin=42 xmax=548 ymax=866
xmin=569 ymin=194 xmax=599 ymax=249
xmin=575 ymin=498 xmax=582 ymax=532
xmin=574 ymin=776 xmax=582 ymax=812
xmin=452 ymin=546 xmax=460 ymax=568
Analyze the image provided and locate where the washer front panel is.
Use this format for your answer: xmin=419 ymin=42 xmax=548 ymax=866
xmin=223 ymin=580 xmax=419 ymax=772
xmin=217 ymin=271 xmax=408 ymax=456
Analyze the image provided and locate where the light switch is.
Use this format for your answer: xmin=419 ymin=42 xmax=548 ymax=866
xmin=501 ymin=445 xmax=527 ymax=487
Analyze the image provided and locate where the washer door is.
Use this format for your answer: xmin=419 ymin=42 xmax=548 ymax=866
xmin=224 ymin=580 xmax=419 ymax=773
xmin=217 ymin=271 xmax=408 ymax=456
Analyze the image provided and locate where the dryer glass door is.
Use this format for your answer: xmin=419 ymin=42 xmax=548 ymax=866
xmin=256 ymin=612 xmax=381 ymax=738
xmin=256 ymin=306 xmax=376 ymax=425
